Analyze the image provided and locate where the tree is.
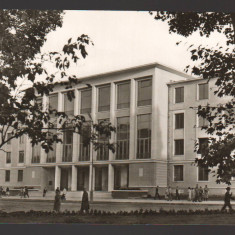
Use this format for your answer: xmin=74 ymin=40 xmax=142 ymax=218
xmin=0 ymin=10 xmax=116 ymax=157
xmin=151 ymin=12 xmax=235 ymax=184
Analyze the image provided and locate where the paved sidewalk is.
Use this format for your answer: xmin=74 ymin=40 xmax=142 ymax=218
xmin=0 ymin=195 xmax=229 ymax=205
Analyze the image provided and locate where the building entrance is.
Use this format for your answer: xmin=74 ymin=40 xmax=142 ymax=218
xmin=114 ymin=165 xmax=129 ymax=190
xmin=77 ymin=167 xmax=89 ymax=191
xmin=95 ymin=166 xmax=108 ymax=191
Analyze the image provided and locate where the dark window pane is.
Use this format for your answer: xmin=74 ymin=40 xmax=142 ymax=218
xmin=49 ymin=94 xmax=58 ymax=117
xmin=64 ymin=92 xmax=74 ymax=115
xmin=5 ymin=170 xmax=10 ymax=182
xmin=81 ymin=89 xmax=92 ymax=114
xmin=98 ymin=85 xmax=110 ymax=112
xmin=19 ymin=151 xmax=24 ymax=163
xmin=199 ymin=83 xmax=209 ymax=100
xmin=175 ymin=139 xmax=184 ymax=155
xmin=117 ymin=82 xmax=130 ymax=109
xmin=198 ymin=166 xmax=209 ymax=181
xmin=137 ymin=79 xmax=152 ymax=106
xmin=6 ymin=152 xmax=11 ymax=163
xmin=18 ymin=170 xmax=23 ymax=182
xmin=198 ymin=116 xmax=209 ymax=127
xmin=79 ymin=122 xmax=91 ymax=161
xmin=174 ymin=165 xmax=183 ymax=181
xmin=175 ymin=87 xmax=184 ymax=103
xmin=175 ymin=113 xmax=184 ymax=129
xmin=198 ymin=138 xmax=208 ymax=155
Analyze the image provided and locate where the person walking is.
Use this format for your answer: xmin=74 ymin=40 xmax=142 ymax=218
xmin=221 ymin=187 xmax=233 ymax=212
xmin=175 ymin=186 xmax=180 ymax=200
xmin=199 ymin=186 xmax=203 ymax=202
xmin=188 ymin=187 xmax=192 ymax=201
xmin=204 ymin=185 xmax=209 ymax=201
xmin=43 ymin=187 xmax=47 ymax=197
xmin=61 ymin=188 xmax=67 ymax=201
xmin=154 ymin=186 xmax=161 ymax=200
xmin=53 ymin=190 xmax=61 ymax=212
xmin=193 ymin=184 xmax=199 ymax=202
xmin=80 ymin=188 xmax=89 ymax=213
xmin=24 ymin=186 xmax=29 ymax=198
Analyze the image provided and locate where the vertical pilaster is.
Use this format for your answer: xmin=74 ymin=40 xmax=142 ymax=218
xmin=109 ymin=82 xmax=115 ymax=161
xmin=129 ymin=79 xmax=136 ymax=160
xmin=108 ymin=164 xmax=114 ymax=192
xmin=55 ymin=166 xmax=61 ymax=190
xmin=56 ymin=92 xmax=63 ymax=163
xmin=91 ymin=86 xmax=97 ymax=161
xmin=71 ymin=165 xmax=78 ymax=191
xmin=89 ymin=164 xmax=95 ymax=191
xmin=73 ymin=89 xmax=79 ymax=163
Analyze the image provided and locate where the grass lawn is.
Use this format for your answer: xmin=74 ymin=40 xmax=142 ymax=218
xmin=1 ymin=213 xmax=235 ymax=224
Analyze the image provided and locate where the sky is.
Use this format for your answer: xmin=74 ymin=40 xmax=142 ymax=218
xmin=41 ymin=11 xmax=228 ymax=79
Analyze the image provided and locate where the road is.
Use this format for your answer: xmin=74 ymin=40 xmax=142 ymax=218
xmin=0 ymin=199 xmax=225 ymax=213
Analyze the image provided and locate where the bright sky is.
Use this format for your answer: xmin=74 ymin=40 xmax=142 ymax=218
xmin=41 ymin=10 xmax=228 ymax=78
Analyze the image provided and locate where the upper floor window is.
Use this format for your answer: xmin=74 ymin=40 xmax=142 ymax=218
xmin=19 ymin=151 xmax=24 ymax=163
xmin=198 ymin=116 xmax=209 ymax=128
xmin=175 ymin=113 xmax=184 ymax=129
xmin=116 ymin=117 xmax=130 ymax=160
xmin=198 ymin=166 xmax=209 ymax=181
xmin=62 ymin=129 xmax=73 ymax=162
xmin=6 ymin=152 xmax=11 ymax=164
xmin=5 ymin=170 xmax=10 ymax=182
xmin=19 ymin=135 xmax=24 ymax=145
xmin=49 ymin=94 xmax=58 ymax=117
xmin=117 ymin=82 xmax=130 ymax=109
xmin=64 ymin=92 xmax=74 ymax=115
xmin=137 ymin=79 xmax=152 ymax=106
xmin=98 ymin=85 xmax=110 ymax=112
xmin=197 ymin=138 xmax=209 ymax=156
xmin=79 ymin=122 xmax=91 ymax=161
xmin=198 ymin=83 xmax=209 ymax=100
xmin=174 ymin=165 xmax=184 ymax=181
xmin=7 ymin=133 xmax=12 ymax=145
xmin=174 ymin=139 xmax=184 ymax=155
xmin=18 ymin=170 xmax=23 ymax=182
xmin=32 ymin=144 xmax=41 ymax=163
xmin=137 ymin=114 xmax=151 ymax=159
xmin=175 ymin=87 xmax=184 ymax=103
xmin=80 ymin=89 xmax=92 ymax=114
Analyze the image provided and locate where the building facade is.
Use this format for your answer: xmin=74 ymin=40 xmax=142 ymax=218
xmin=0 ymin=62 xmax=232 ymax=196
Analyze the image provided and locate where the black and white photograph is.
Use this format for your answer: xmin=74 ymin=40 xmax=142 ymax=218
xmin=0 ymin=8 xmax=234 ymax=225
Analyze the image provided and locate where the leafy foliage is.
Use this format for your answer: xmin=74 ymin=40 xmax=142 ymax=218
xmin=151 ymin=11 xmax=235 ymax=184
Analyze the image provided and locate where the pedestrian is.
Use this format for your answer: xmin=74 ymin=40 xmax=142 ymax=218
xmin=168 ymin=186 xmax=172 ymax=201
xmin=204 ymin=185 xmax=209 ymax=201
xmin=53 ymin=190 xmax=61 ymax=212
xmin=165 ymin=187 xmax=169 ymax=200
xmin=24 ymin=186 xmax=29 ymax=198
xmin=80 ymin=188 xmax=89 ymax=214
xmin=188 ymin=187 xmax=192 ymax=201
xmin=199 ymin=186 xmax=203 ymax=202
xmin=6 ymin=187 xmax=10 ymax=197
xmin=43 ymin=187 xmax=47 ymax=197
xmin=55 ymin=187 xmax=60 ymax=194
xmin=221 ymin=187 xmax=233 ymax=212
xmin=193 ymin=184 xmax=199 ymax=202
xmin=154 ymin=185 xmax=161 ymax=200
xmin=175 ymin=186 xmax=180 ymax=200
xmin=61 ymin=188 xmax=67 ymax=201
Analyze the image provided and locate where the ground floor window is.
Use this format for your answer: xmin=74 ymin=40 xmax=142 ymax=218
xmin=198 ymin=166 xmax=209 ymax=181
xmin=174 ymin=165 xmax=184 ymax=181
xmin=5 ymin=170 xmax=10 ymax=182
xmin=18 ymin=170 xmax=23 ymax=182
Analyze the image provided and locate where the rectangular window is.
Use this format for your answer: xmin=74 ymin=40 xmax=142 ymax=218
xmin=174 ymin=165 xmax=184 ymax=181
xmin=18 ymin=170 xmax=23 ymax=182
xmin=198 ymin=116 xmax=209 ymax=128
xmin=6 ymin=152 xmax=11 ymax=164
xmin=62 ymin=130 xmax=73 ymax=162
xmin=198 ymin=138 xmax=209 ymax=156
xmin=175 ymin=113 xmax=184 ymax=129
xmin=64 ymin=92 xmax=74 ymax=115
xmin=137 ymin=78 xmax=152 ymax=106
xmin=98 ymin=85 xmax=110 ymax=112
xmin=137 ymin=114 xmax=151 ymax=159
xmin=49 ymin=94 xmax=58 ymax=117
xmin=80 ymin=89 xmax=92 ymax=114
xmin=199 ymin=83 xmax=209 ymax=100
xmin=7 ymin=133 xmax=12 ymax=145
xmin=5 ymin=170 xmax=10 ymax=182
xmin=19 ymin=151 xmax=24 ymax=163
xmin=79 ymin=122 xmax=91 ymax=161
xmin=46 ymin=130 xmax=56 ymax=163
xmin=32 ymin=144 xmax=41 ymax=163
xmin=116 ymin=117 xmax=130 ymax=160
xmin=19 ymin=135 xmax=24 ymax=145
xmin=198 ymin=166 xmax=209 ymax=181
xmin=175 ymin=87 xmax=184 ymax=103
xmin=175 ymin=139 xmax=184 ymax=155
xmin=117 ymin=82 xmax=130 ymax=109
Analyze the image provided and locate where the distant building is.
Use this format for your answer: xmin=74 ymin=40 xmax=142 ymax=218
xmin=0 ymin=62 xmax=232 ymax=196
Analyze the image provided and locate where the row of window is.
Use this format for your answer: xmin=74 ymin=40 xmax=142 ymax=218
xmin=175 ymin=83 xmax=209 ymax=103
xmin=6 ymin=134 xmax=24 ymax=146
xmin=174 ymin=138 xmax=208 ymax=156
xmin=174 ymin=165 xmax=209 ymax=182
xmin=5 ymin=151 xmax=24 ymax=164
xmin=5 ymin=170 xmax=23 ymax=182
xmin=48 ymin=78 xmax=152 ymax=115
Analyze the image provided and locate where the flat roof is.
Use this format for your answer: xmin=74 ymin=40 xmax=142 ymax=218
xmin=167 ymin=76 xmax=217 ymax=86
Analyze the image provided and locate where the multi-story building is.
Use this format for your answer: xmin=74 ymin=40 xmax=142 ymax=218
xmin=0 ymin=62 xmax=232 ymax=197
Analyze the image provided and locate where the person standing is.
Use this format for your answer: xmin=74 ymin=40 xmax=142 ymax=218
xmin=43 ymin=187 xmax=47 ymax=197
xmin=204 ymin=185 xmax=209 ymax=201
xmin=168 ymin=186 xmax=173 ymax=201
xmin=53 ymin=190 xmax=61 ymax=212
xmin=165 ymin=187 xmax=169 ymax=200
xmin=175 ymin=186 xmax=180 ymax=200
xmin=6 ymin=187 xmax=10 ymax=197
xmin=62 ymin=188 xmax=67 ymax=201
xmin=24 ymin=186 xmax=29 ymax=198
xmin=199 ymin=186 xmax=203 ymax=202
xmin=80 ymin=188 xmax=89 ymax=213
xmin=188 ymin=187 xmax=192 ymax=201
xmin=193 ymin=184 xmax=199 ymax=202
xmin=154 ymin=186 xmax=161 ymax=200
xmin=221 ymin=187 xmax=233 ymax=212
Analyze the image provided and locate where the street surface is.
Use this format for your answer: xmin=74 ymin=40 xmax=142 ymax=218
xmin=0 ymin=199 xmax=226 ymax=213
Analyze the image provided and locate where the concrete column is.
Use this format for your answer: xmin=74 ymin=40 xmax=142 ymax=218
xmin=71 ymin=165 xmax=78 ymax=191
xmin=108 ymin=164 xmax=114 ymax=192
xmin=56 ymin=92 xmax=63 ymax=163
xmin=89 ymin=164 xmax=95 ymax=191
xmin=73 ymin=89 xmax=79 ymax=163
xmin=129 ymin=79 xmax=136 ymax=160
xmin=109 ymin=82 xmax=115 ymax=160
xmin=55 ymin=166 xmax=61 ymax=190
xmin=151 ymin=69 xmax=158 ymax=159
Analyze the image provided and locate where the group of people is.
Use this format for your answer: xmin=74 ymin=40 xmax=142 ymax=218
xmin=20 ymin=186 xmax=29 ymax=198
xmin=154 ymin=185 xmax=209 ymax=201
xmin=0 ymin=187 xmax=10 ymax=197
xmin=53 ymin=187 xmax=89 ymax=213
